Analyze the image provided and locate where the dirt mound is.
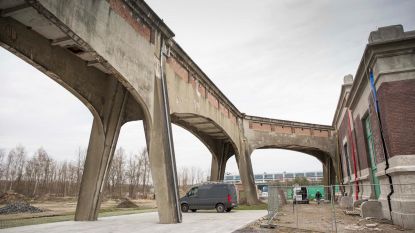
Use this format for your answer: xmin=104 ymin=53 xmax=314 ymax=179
xmin=0 ymin=202 xmax=43 ymax=215
xmin=0 ymin=191 xmax=28 ymax=204
xmin=116 ymin=198 xmax=139 ymax=208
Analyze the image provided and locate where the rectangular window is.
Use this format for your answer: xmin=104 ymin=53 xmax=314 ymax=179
xmin=343 ymin=143 xmax=352 ymax=178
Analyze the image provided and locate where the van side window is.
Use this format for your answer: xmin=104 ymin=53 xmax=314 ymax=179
xmin=187 ymin=187 xmax=198 ymax=197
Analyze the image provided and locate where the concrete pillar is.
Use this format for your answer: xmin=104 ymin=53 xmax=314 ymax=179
xmin=323 ymin=157 xmax=337 ymax=201
xmin=75 ymin=83 xmax=127 ymax=221
xmin=237 ymin=147 xmax=260 ymax=205
xmin=210 ymin=156 xmax=226 ymax=181
xmin=145 ymin=48 xmax=181 ymax=223
xmin=210 ymin=142 xmax=230 ymax=181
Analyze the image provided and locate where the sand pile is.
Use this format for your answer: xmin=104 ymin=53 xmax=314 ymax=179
xmin=116 ymin=198 xmax=139 ymax=208
xmin=0 ymin=191 xmax=28 ymax=204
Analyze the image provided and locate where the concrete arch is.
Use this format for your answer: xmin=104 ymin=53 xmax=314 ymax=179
xmin=248 ymin=147 xmax=337 ymax=199
xmin=252 ymin=145 xmax=330 ymax=165
xmin=248 ymin=133 xmax=337 ymax=162
xmin=171 ymin=113 xmax=238 ymax=154
xmin=171 ymin=113 xmax=238 ymax=181
xmin=0 ymin=15 xmax=151 ymax=221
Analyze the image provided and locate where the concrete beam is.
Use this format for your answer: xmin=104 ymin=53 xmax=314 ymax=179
xmin=51 ymin=36 xmax=73 ymax=46
xmin=0 ymin=3 xmax=30 ymax=17
xmin=75 ymin=82 xmax=128 ymax=221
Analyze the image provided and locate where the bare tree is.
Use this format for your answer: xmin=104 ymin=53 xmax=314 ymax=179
xmin=30 ymin=147 xmax=54 ymax=196
xmin=140 ymin=148 xmax=149 ymax=197
xmin=178 ymin=166 xmax=189 ymax=189
xmin=0 ymin=149 xmax=5 ymax=191
xmin=126 ymin=152 xmax=142 ymax=199
xmin=115 ymin=148 xmax=125 ymax=197
xmin=75 ymin=147 xmax=85 ymax=193
xmin=14 ymin=146 xmax=26 ymax=192
xmin=0 ymin=145 xmax=159 ymax=199
xmin=5 ymin=145 xmax=26 ymax=191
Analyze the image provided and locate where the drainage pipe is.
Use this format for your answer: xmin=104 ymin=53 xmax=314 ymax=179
xmin=346 ymin=109 xmax=359 ymax=201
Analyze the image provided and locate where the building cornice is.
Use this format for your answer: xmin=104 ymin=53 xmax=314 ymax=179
xmin=332 ymin=83 xmax=352 ymax=127
xmin=346 ymin=36 xmax=415 ymax=111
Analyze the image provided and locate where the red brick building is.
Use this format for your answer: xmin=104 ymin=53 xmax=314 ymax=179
xmin=332 ymin=25 xmax=415 ymax=229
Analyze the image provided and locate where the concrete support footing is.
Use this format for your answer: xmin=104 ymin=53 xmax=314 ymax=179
xmin=339 ymin=196 xmax=353 ymax=209
xmin=361 ymin=200 xmax=383 ymax=219
xmin=237 ymin=148 xmax=260 ymax=205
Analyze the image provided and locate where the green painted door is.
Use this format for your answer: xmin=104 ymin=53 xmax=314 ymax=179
xmin=364 ymin=116 xmax=381 ymax=199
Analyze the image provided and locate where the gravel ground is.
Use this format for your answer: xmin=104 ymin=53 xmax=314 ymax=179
xmin=0 ymin=202 xmax=43 ymax=215
xmin=234 ymin=202 xmax=413 ymax=233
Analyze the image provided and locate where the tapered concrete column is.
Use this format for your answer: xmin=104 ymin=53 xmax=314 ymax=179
xmin=75 ymin=83 xmax=128 ymax=221
xmin=146 ymin=42 xmax=181 ymax=223
xmin=237 ymin=147 xmax=260 ymax=205
xmin=210 ymin=156 xmax=227 ymax=181
xmin=210 ymin=142 xmax=231 ymax=181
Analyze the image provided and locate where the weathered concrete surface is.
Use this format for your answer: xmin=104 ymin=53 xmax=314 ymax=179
xmin=241 ymin=115 xmax=338 ymax=204
xmin=339 ymin=196 xmax=353 ymax=209
xmin=1 ymin=211 xmax=266 ymax=233
xmin=76 ymin=82 xmax=128 ymax=221
xmin=361 ymin=200 xmax=383 ymax=219
xmin=0 ymin=0 xmax=338 ymax=223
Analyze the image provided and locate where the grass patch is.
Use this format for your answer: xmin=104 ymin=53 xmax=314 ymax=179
xmin=0 ymin=208 xmax=156 ymax=229
xmin=237 ymin=203 xmax=267 ymax=210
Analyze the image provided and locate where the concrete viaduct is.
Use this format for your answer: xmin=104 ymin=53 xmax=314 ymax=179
xmin=0 ymin=0 xmax=338 ymax=224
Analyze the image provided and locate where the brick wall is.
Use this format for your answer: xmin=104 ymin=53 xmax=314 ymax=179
xmin=108 ymin=0 xmax=151 ymax=42
xmin=352 ymin=127 xmax=361 ymax=173
xmin=207 ymin=92 xmax=219 ymax=109
xmin=313 ymin=130 xmax=329 ymax=137
xmin=250 ymin=122 xmax=272 ymax=131
xmin=273 ymin=125 xmax=292 ymax=134
xmin=338 ymin=114 xmax=354 ymax=176
xmin=167 ymin=57 xmax=188 ymax=82
xmin=368 ymin=95 xmax=386 ymax=163
xmin=378 ymin=79 xmax=415 ymax=157
xmin=294 ymin=127 xmax=311 ymax=136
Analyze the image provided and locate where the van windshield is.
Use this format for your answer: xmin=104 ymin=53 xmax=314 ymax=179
xmin=187 ymin=187 xmax=198 ymax=197
xmin=263 ymin=186 xmax=268 ymax=192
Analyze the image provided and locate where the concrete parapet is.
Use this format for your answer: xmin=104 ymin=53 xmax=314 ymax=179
xmin=369 ymin=25 xmax=404 ymax=43
xmin=343 ymin=74 xmax=353 ymax=84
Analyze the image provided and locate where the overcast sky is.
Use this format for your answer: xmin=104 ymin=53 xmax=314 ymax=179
xmin=1 ymin=1 xmax=414 ymax=176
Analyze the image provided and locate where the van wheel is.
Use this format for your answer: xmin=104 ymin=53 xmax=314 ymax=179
xmin=225 ymin=208 xmax=232 ymax=212
xmin=216 ymin=203 xmax=225 ymax=213
xmin=181 ymin=204 xmax=189 ymax=213
xmin=191 ymin=209 xmax=197 ymax=212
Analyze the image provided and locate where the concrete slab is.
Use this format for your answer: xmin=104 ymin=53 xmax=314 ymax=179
xmin=2 ymin=210 xmax=266 ymax=233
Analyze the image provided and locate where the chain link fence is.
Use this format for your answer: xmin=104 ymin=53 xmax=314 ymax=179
xmin=262 ymin=183 xmax=415 ymax=232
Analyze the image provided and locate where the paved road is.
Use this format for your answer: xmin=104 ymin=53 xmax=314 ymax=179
xmin=3 ymin=210 xmax=266 ymax=233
